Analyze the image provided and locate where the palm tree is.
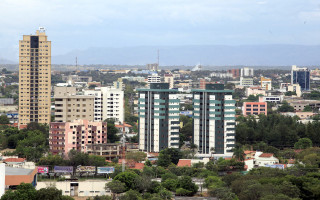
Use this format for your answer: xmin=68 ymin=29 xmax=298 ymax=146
xmin=232 ymin=145 xmax=245 ymax=161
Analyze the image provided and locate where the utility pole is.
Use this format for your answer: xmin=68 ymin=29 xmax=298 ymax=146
xmin=122 ymin=131 xmax=126 ymax=172
xmin=157 ymin=49 xmax=159 ymax=70
xmin=75 ymin=57 xmax=78 ymax=72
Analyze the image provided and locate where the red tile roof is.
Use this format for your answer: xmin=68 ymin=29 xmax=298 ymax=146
xmin=4 ymin=158 xmax=26 ymax=163
xmin=177 ymin=159 xmax=191 ymax=167
xmin=259 ymin=153 xmax=273 ymax=158
xmin=244 ymin=150 xmax=256 ymax=154
xmin=132 ymin=163 xmax=144 ymax=170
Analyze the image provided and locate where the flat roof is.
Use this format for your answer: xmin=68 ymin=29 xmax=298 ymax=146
xmin=5 ymin=167 xmax=34 ymax=175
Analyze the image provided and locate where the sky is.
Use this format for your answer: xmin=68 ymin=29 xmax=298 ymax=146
xmin=0 ymin=0 xmax=320 ymax=60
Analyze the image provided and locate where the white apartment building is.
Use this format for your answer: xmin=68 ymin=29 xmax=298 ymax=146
xmin=147 ymin=74 xmax=161 ymax=85
xmin=192 ymin=84 xmax=236 ymax=158
xmin=84 ymin=87 xmax=124 ymax=123
xmin=241 ymin=67 xmax=254 ymax=77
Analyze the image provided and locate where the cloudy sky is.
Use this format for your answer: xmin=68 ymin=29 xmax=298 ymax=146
xmin=0 ymin=0 xmax=320 ymax=59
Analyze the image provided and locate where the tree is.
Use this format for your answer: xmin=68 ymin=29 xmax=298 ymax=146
xmin=1 ymin=183 xmax=37 ymax=200
xmin=277 ymin=101 xmax=294 ymax=112
xmin=294 ymin=138 xmax=312 ymax=149
xmin=37 ymin=154 xmax=65 ymax=170
xmin=119 ymin=190 xmax=142 ymax=200
xmin=162 ymin=178 xmax=179 ymax=191
xmin=106 ymin=122 xmax=120 ymax=143
xmin=177 ymin=176 xmax=198 ymax=195
xmin=157 ymin=148 xmax=182 ymax=167
xmin=208 ymin=187 xmax=238 ymax=200
xmin=0 ymin=115 xmax=10 ymax=124
xmin=15 ymin=130 xmax=48 ymax=162
xmin=126 ymin=151 xmax=146 ymax=163
xmin=145 ymin=160 xmax=152 ymax=167
xmin=232 ymin=145 xmax=245 ymax=161
xmin=114 ymin=171 xmax=139 ymax=191
xmin=36 ymin=187 xmax=74 ymax=200
xmin=285 ymin=91 xmax=296 ymax=96
xmin=106 ymin=180 xmax=126 ymax=195
xmin=158 ymin=188 xmax=172 ymax=200
xmin=303 ymin=105 xmax=312 ymax=112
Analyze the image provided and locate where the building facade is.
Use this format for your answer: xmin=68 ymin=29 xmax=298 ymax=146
xmin=138 ymin=83 xmax=180 ymax=152
xmin=147 ymin=74 xmax=161 ymax=85
xmin=240 ymin=67 xmax=254 ymax=77
xmin=164 ymin=74 xmax=174 ymax=89
xmin=227 ymin=69 xmax=240 ymax=78
xmin=49 ymin=119 xmax=107 ymax=155
xmin=84 ymin=87 xmax=124 ymax=123
xmin=54 ymin=87 xmax=94 ymax=122
xmin=260 ymin=77 xmax=272 ymax=90
xmin=19 ymin=28 xmax=51 ymax=127
xmin=240 ymin=77 xmax=254 ymax=86
xmin=291 ymin=65 xmax=310 ymax=90
xmin=192 ymin=84 xmax=236 ymax=158
xmin=242 ymin=102 xmax=267 ymax=116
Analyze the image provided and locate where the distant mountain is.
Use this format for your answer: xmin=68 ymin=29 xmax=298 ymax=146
xmin=0 ymin=57 xmax=16 ymax=64
xmin=52 ymin=44 xmax=320 ymax=67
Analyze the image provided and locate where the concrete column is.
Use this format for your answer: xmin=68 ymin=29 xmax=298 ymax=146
xmin=0 ymin=163 xmax=5 ymax=197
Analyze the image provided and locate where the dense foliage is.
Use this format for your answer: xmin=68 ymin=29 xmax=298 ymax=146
xmin=0 ymin=183 xmax=74 ymax=200
xmin=236 ymin=114 xmax=320 ymax=148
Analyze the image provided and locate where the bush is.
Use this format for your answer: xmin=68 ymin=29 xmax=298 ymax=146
xmin=175 ymin=188 xmax=193 ymax=196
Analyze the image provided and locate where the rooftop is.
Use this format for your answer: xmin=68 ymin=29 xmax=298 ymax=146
xmin=259 ymin=153 xmax=274 ymax=158
xmin=4 ymin=158 xmax=26 ymax=163
xmin=5 ymin=166 xmax=34 ymax=175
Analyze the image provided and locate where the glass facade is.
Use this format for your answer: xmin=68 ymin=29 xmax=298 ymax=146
xmin=292 ymin=70 xmax=310 ymax=90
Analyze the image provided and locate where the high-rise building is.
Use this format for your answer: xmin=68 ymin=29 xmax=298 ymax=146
xmin=54 ymin=87 xmax=94 ymax=122
xmin=291 ymin=65 xmax=310 ymax=91
xmin=84 ymin=87 xmax=124 ymax=123
xmin=192 ymin=84 xmax=236 ymax=158
xmin=228 ymin=69 xmax=240 ymax=78
xmin=19 ymin=28 xmax=51 ymax=127
xmin=147 ymin=63 xmax=159 ymax=71
xmin=138 ymin=83 xmax=180 ymax=152
xmin=240 ymin=67 xmax=254 ymax=77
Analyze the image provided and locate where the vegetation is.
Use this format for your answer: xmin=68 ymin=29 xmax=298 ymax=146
xmin=236 ymin=113 xmax=320 ymax=149
xmin=0 ymin=183 xmax=74 ymax=200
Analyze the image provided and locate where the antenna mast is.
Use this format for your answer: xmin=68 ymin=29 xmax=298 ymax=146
xmin=157 ymin=49 xmax=159 ymax=68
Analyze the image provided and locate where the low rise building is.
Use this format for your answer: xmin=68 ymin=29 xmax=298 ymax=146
xmin=288 ymin=84 xmax=302 ymax=97
xmin=260 ymin=77 xmax=272 ymax=90
xmin=240 ymin=77 xmax=254 ymax=87
xmin=260 ymin=96 xmax=283 ymax=104
xmin=246 ymin=87 xmax=266 ymax=97
xmin=242 ymin=102 xmax=267 ymax=116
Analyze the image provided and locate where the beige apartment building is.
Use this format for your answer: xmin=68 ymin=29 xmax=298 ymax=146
xmin=18 ymin=28 xmax=51 ymax=127
xmin=54 ymin=87 xmax=94 ymax=122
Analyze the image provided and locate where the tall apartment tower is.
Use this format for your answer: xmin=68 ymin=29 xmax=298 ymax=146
xmin=138 ymin=83 xmax=180 ymax=152
xmin=240 ymin=67 xmax=254 ymax=77
xmin=19 ymin=28 xmax=51 ymax=127
xmin=291 ymin=65 xmax=310 ymax=91
xmin=192 ymin=84 xmax=236 ymax=158
xmin=84 ymin=87 xmax=124 ymax=123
